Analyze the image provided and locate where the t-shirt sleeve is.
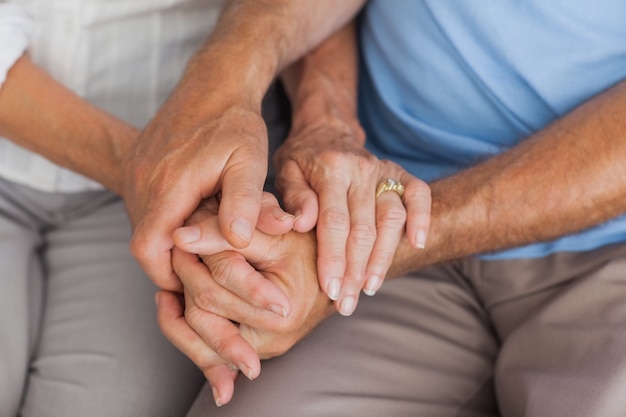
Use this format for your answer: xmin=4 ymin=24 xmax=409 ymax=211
xmin=0 ymin=3 xmax=33 ymax=89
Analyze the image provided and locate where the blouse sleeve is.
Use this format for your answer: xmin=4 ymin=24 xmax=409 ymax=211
xmin=0 ymin=3 xmax=33 ymax=88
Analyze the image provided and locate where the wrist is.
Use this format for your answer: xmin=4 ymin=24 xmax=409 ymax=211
xmin=105 ymin=121 xmax=140 ymax=196
xmin=288 ymin=72 xmax=363 ymax=144
xmin=386 ymin=173 xmax=492 ymax=279
xmin=177 ymin=8 xmax=291 ymax=114
xmin=183 ymin=50 xmax=275 ymax=111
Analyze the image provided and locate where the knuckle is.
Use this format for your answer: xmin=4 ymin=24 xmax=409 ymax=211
xmin=350 ymin=221 xmax=378 ymax=249
xmin=406 ymin=179 xmax=431 ymax=198
xmin=194 ymin=353 xmax=215 ymax=370
xmin=344 ymin=276 xmax=367 ymax=291
xmin=318 ymin=250 xmax=346 ymax=268
xmin=245 ymin=279 xmax=266 ymax=306
xmin=317 ymin=149 xmax=346 ymax=167
xmin=184 ymin=304 xmax=206 ymax=327
xmin=317 ymin=148 xmax=369 ymax=170
xmin=378 ymin=206 xmax=407 ymax=226
xmin=355 ymin=154 xmax=378 ymax=173
xmin=318 ymin=206 xmax=350 ymax=233
xmin=208 ymin=255 xmax=235 ymax=289
xmin=210 ymin=336 xmax=231 ymax=357
xmin=414 ymin=182 xmax=432 ymax=200
xmin=224 ymin=182 xmax=262 ymax=205
xmin=206 ymin=338 xmax=227 ymax=359
xmin=193 ymin=288 xmax=218 ymax=314
xmin=212 ymin=334 xmax=243 ymax=361
xmin=380 ymin=158 xmax=402 ymax=171
xmin=129 ymin=233 xmax=149 ymax=260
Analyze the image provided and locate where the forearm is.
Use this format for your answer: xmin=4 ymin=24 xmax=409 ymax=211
xmin=0 ymin=55 xmax=138 ymax=194
xmin=281 ymin=21 xmax=362 ymax=141
xmin=170 ymin=0 xmax=365 ymax=115
xmin=389 ymin=78 xmax=626 ymax=277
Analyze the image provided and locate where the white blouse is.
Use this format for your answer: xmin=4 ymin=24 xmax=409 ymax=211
xmin=0 ymin=0 xmax=224 ymax=192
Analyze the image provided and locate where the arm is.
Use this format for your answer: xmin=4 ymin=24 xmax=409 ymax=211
xmin=389 ymin=79 xmax=626 ymax=278
xmin=124 ymin=0 xmax=367 ymax=290
xmin=159 ymin=78 xmax=626 ymax=408
xmin=275 ymin=22 xmax=431 ymax=315
xmin=0 ymin=55 xmax=137 ymax=192
xmin=175 ymin=20 xmax=431 ymax=315
xmin=1 ymin=47 xmax=294 ymax=320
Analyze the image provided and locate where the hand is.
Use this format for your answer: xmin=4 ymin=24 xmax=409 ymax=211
xmin=172 ymin=192 xmax=295 ymax=320
xmin=177 ymin=197 xmax=333 ymax=356
xmin=155 ymin=290 xmax=241 ymax=407
xmin=160 ymin=196 xmax=296 ymax=407
xmin=173 ymin=195 xmax=296 ymax=321
xmin=273 ymin=123 xmax=431 ymax=316
xmin=190 ymin=225 xmax=332 ymax=360
xmin=160 ymin=198 xmax=333 ymax=406
xmin=122 ymin=86 xmax=271 ymax=291
xmin=236 ymin=226 xmax=334 ymax=359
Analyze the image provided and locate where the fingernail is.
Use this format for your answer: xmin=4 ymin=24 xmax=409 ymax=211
xmin=273 ymin=207 xmax=295 ymax=223
xmin=212 ymin=386 xmax=222 ymax=407
xmin=269 ymin=304 xmax=288 ymax=318
xmin=228 ymin=363 xmax=239 ymax=372
xmin=339 ymin=296 xmax=356 ymax=316
xmin=176 ymin=225 xmax=201 ymax=244
xmin=327 ymin=278 xmax=341 ymax=301
xmin=416 ymin=230 xmax=427 ymax=249
xmin=230 ymin=219 xmax=252 ymax=243
xmin=239 ymin=363 xmax=255 ymax=381
xmin=363 ymin=275 xmax=382 ymax=296
xmin=292 ymin=211 xmax=303 ymax=231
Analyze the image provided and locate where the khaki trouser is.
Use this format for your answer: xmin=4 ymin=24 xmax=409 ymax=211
xmin=188 ymin=242 xmax=626 ymax=417
xmin=0 ymin=179 xmax=204 ymax=417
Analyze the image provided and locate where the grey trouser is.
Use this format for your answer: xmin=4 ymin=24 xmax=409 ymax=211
xmin=0 ymin=178 xmax=205 ymax=417
xmin=187 ymin=241 xmax=626 ymax=417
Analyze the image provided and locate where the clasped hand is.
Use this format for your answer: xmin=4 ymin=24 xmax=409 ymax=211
xmin=157 ymin=123 xmax=433 ymax=406
xmin=157 ymin=194 xmax=334 ymax=406
xmin=273 ymin=122 xmax=431 ymax=315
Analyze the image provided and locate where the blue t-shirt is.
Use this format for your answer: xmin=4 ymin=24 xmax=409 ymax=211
xmin=358 ymin=0 xmax=626 ymax=259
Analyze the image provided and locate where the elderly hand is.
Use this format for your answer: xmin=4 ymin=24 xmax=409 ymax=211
xmin=273 ymin=122 xmax=431 ymax=316
xmin=159 ymin=197 xmax=333 ymax=406
xmin=122 ymin=80 xmax=273 ymax=291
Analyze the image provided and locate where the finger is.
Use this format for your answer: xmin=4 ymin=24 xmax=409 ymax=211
xmin=399 ymin=172 xmax=432 ymax=249
xmin=174 ymin=209 xmax=293 ymax=318
xmin=217 ymin=146 xmax=268 ymax=249
xmin=173 ymin=247 xmax=291 ymax=320
xmin=239 ymin=323 xmax=290 ymax=361
xmin=275 ymin=161 xmax=319 ymax=232
xmin=130 ymin=206 xmax=192 ymax=292
xmin=335 ymin=178 xmax=378 ymax=316
xmin=183 ymin=289 xmax=262 ymax=381
xmin=173 ymin=214 xmax=234 ymax=255
xmin=174 ymin=195 xmax=293 ymax=250
xmin=155 ymin=290 xmax=229 ymax=369
xmin=314 ymin=175 xmax=351 ymax=302
xmin=128 ymin=163 xmax=210 ymax=291
xmin=362 ymin=189 xmax=407 ymax=297
xmin=204 ymin=250 xmax=292 ymax=319
xmin=203 ymin=365 xmax=239 ymax=407
xmin=256 ymin=192 xmax=295 ymax=235
xmin=155 ymin=291 xmax=239 ymax=407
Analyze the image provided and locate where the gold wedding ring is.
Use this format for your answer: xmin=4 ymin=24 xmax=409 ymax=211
xmin=375 ymin=178 xmax=405 ymax=199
